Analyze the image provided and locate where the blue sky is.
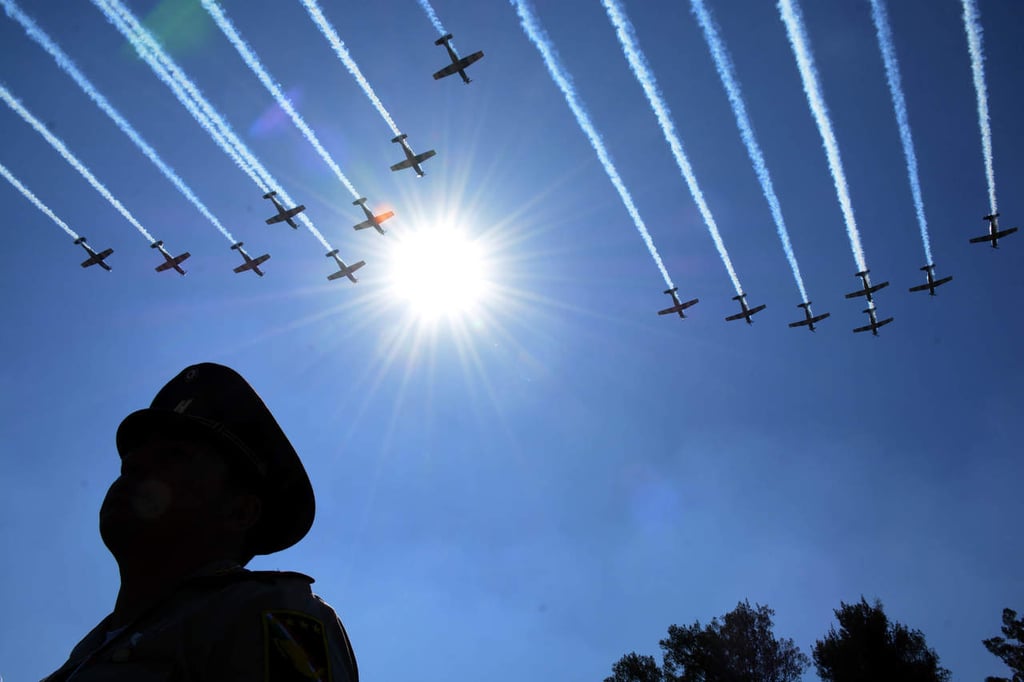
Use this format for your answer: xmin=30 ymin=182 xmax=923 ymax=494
xmin=0 ymin=1 xmax=1021 ymax=680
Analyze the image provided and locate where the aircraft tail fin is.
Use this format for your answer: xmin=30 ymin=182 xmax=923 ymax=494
xmin=435 ymin=33 xmax=454 ymax=46
xmin=74 ymin=236 xmax=86 ymax=245
xmin=391 ymin=134 xmax=408 ymax=144
xmin=326 ymin=249 xmax=339 ymax=258
xmin=231 ymin=242 xmax=243 ymax=250
xmin=150 ymin=240 xmax=164 ymax=249
xmin=353 ymin=197 xmax=367 ymax=206
xmin=262 ymin=191 xmax=277 ymax=199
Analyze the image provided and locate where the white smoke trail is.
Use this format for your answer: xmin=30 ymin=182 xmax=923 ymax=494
xmin=91 ymin=0 xmax=265 ymax=188
xmin=603 ymin=0 xmax=741 ymax=295
xmin=200 ymin=0 xmax=360 ymax=199
xmin=93 ymin=0 xmax=335 ymax=252
xmin=0 ymin=160 xmax=79 ymax=239
xmin=510 ymin=0 xmax=673 ymax=288
xmin=778 ymin=0 xmax=868 ymax=273
xmin=417 ymin=0 xmax=454 ymax=49
xmin=2 ymin=0 xmax=237 ymax=243
xmin=300 ymin=0 xmax=401 ymax=137
xmin=0 ymin=83 xmax=155 ymax=242
xmin=961 ymin=0 xmax=996 ymax=215
xmin=868 ymin=0 xmax=932 ymax=265
xmin=690 ymin=0 xmax=808 ymax=302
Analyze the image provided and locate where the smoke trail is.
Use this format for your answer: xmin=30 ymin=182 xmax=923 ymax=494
xmin=778 ymin=0 xmax=868 ymax=273
xmin=510 ymin=0 xmax=673 ymax=288
xmin=2 ymin=0 xmax=237 ymax=243
xmin=602 ymin=0 xmax=741 ymax=295
xmin=961 ymin=0 xmax=996 ymax=215
xmin=93 ymin=0 xmax=334 ymax=252
xmin=868 ymin=0 xmax=932 ymax=265
xmin=300 ymin=0 xmax=401 ymax=136
xmin=0 ymin=160 xmax=79 ymax=239
xmin=690 ymin=0 xmax=808 ymax=302
xmin=199 ymin=0 xmax=360 ymax=199
xmin=0 ymin=83 xmax=154 ymax=242
xmin=417 ymin=0 xmax=454 ymax=48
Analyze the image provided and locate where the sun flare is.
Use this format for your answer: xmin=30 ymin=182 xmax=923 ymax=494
xmin=387 ymin=224 xmax=491 ymax=320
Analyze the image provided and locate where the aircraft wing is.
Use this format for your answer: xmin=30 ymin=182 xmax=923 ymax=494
xmin=415 ymin=150 xmax=437 ymax=164
xmin=788 ymin=318 xmax=811 ymax=328
xmin=908 ymin=282 xmax=931 ymax=292
xmin=461 ymin=51 xmax=484 ymax=68
xmin=390 ymin=158 xmax=413 ymax=172
xmin=724 ymin=311 xmax=747 ymax=322
xmin=853 ymin=317 xmax=893 ymax=334
xmin=265 ymin=214 xmax=285 ymax=225
xmin=327 ymin=259 xmax=366 ymax=281
xmin=433 ymin=63 xmax=462 ymax=80
xmin=233 ymin=254 xmax=270 ymax=273
xmin=748 ymin=304 xmax=767 ymax=316
xmin=155 ymin=252 xmax=190 ymax=272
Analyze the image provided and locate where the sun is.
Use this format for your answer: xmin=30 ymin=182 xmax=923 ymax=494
xmin=387 ymin=223 xmax=492 ymax=320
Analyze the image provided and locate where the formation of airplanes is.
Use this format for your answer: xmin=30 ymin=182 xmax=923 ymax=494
xmin=62 ymin=31 xmax=489 ymax=283
xmin=54 ymin=25 xmax=1015 ymax=327
xmin=657 ymin=210 xmax=1016 ymax=335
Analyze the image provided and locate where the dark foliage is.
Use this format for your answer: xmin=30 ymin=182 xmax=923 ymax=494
xmin=657 ymin=600 xmax=809 ymax=682
xmin=812 ymin=597 xmax=950 ymax=682
xmin=604 ymin=652 xmax=664 ymax=682
xmin=983 ymin=608 xmax=1024 ymax=682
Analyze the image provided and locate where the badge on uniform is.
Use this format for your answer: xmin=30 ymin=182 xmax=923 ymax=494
xmin=262 ymin=610 xmax=331 ymax=681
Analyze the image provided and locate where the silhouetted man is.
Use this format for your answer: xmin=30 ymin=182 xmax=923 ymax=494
xmin=44 ymin=363 xmax=358 ymax=682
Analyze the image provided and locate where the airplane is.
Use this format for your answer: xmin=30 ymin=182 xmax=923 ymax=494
xmin=263 ymin=191 xmax=305 ymax=229
xmin=326 ymin=249 xmax=366 ymax=283
xmin=151 ymin=240 xmax=190 ymax=276
xmin=657 ymin=287 xmax=699 ymax=318
xmin=432 ymin=33 xmax=484 ymax=84
xmin=230 ymin=242 xmax=270 ymax=277
xmin=908 ymin=263 xmax=953 ymax=296
xmin=389 ymin=134 xmax=436 ymax=177
xmin=853 ymin=305 xmax=893 ymax=336
xmin=73 ymin=236 xmax=113 ymax=271
xmin=788 ymin=301 xmax=831 ymax=332
xmin=725 ymin=293 xmax=766 ymax=324
xmin=969 ymin=213 xmax=1017 ymax=248
xmin=352 ymin=197 xmax=395 ymax=235
xmin=844 ymin=270 xmax=889 ymax=304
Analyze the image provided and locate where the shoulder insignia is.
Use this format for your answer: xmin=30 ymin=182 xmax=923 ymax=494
xmin=263 ymin=610 xmax=331 ymax=681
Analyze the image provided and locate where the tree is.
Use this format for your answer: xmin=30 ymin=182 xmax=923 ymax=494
xmin=812 ymin=597 xmax=950 ymax=682
xmin=658 ymin=600 xmax=809 ymax=682
xmin=604 ymin=652 xmax=664 ymax=682
xmin=983 ymin=607 xmax=1024 ymax=682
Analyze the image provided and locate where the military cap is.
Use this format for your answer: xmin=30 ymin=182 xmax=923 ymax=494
xmin=115 ymin=362 xmax=315 ymax=555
